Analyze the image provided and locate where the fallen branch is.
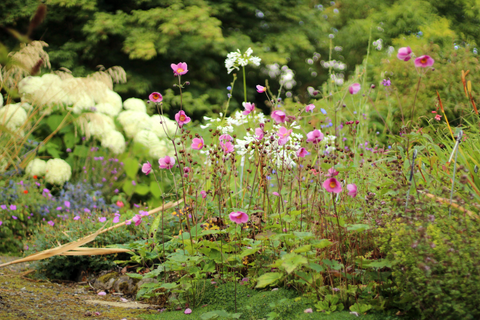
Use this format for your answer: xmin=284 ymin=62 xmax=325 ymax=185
xmin=0 ymin=199 xmax=182 ymax=268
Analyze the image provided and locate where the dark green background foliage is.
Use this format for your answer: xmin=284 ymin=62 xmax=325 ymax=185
xmin=2 ymin=0 xmax=480 ymax=119
xmin=380 ymin=216 xmax=480 ymax=319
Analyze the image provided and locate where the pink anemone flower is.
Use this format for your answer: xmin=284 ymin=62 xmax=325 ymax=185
xmin=132 ymin=214 xmax=142 ymax=226
xmin=229 ymin=211 xmax=249 ymax=224
xmin=271 ymin=110 xmax=287 ymax=123
xmin=158 ymin=156 xmax=175 ymax=169
xmin=149 ymin=92 xmax=163 ymax=102
xmin=414 ymin=55 xmax=435 ymax=68
xmin=305 ymin=104 xmax=315 ymax=112
xmin=175 ymin=110 xmax=191 ymax=128
xmin=219 ymin=134 xmax=233 ymax=142
xmin=242 ymin=102 xmax=255 ymax=115
xmin=277 ymin=127 xmax=292 ymax=139
xmin=306 ymin=129 xmax=324 ymax=144
xmin=256 ymin=85 xmax=267 ymax=93
xmin=323 ymin=177 xmax=342 ymax=193
xmin=220 ymin=142 xmax=234 ymax=154
xmin=171 ymin=62 xmax=188 ymax=76
xmin=254 ymin=127 xmax=264 ymax=140
xmin=191 ymin=137 xmax=204 ymax=150
xmin=346 ymin=183 xmax=358 ymax=198
xmin=325 ymin=167 xmax=339 ymax=177
xmin=142 ymin=162 xmax=152 ymax=175
xmin=397 ymin=47 xmax=412 ymax=61
xmin=348 ymin=83 xmax=361 ymax=95
xmin=296 ymin=147 xmax=308 ymax=158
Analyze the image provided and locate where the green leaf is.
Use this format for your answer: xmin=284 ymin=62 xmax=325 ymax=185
xmin=150 ymin=181 xmax=161 ymax=198
xmin=126 ymin=273 xmax=143 ymax=280
xmin=312 ymin=239 xmax=333 ymax=249
xmin=293 ymin=231 xmax=315 ymax=240
xmin=307 ymin=262 xmax=324 ymax=272
xmin=124 ymin=158 xmax=139 ymax=179
xmin=123 ymin=180 xmax=135 ymax=196
xmin=255 ymin=272 xmax=283 ymax=288
xmin=293 ymin=245 xmax=311 ymax=253
xmin=282 ymin=253 xmax=308 ymax=274
xmin=47 ymin=115 xmax=64 ymax=131
xmin=63 ymin=132 xmax=78 ymax=149
xmin=135 ymin=183 xmax=149 ymax=195
xmin=74 ymin=145 xmax=89 ymax=158
xmin=161 ymin=282 xmax=179 ymax=290
xmin=346 ymin=224 xmax=371 ymax=232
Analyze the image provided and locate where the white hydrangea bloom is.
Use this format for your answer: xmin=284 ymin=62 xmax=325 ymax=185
xmin=97 ymin=90 xmax=122 ymax=116
xmin=150 ymin=114 xmax=177 ymax=138
xmin=25 ymin=158 xmax=47 ymax=177
xmin=19 ymin=102 xmax=32 ymax=111
xmin=0 ymin=104 xmax=28 ymax=130
xmin=19 ymin=74 xmax=66 ymax=108
xmin=225 ymin=47 xmax=261 ymax=74
xmin=124 ymin=98 xmax=146 ymax=113
xmin=45 ymin=159 xmax=72 ymax=185
xmin=87 ymin=113 xmax=115 ymax=139
xmin=149 ymin=139 xmax=173 ymax=159
xmin=101 ymin=130 xmax=126 ymax=154
xmin=117 ymin=110 xmax=151 ymax=138
xmin=134 ymin=130 xmax=160 ymax=147
xmin=94 ymin=103 xmax=118 ymax=116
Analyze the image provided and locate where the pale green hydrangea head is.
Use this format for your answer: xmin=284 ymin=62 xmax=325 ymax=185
xmin=25 ymin=158 xmax=47 ymax=177
xmin=45 ymin=159 xmax=71 ymax=185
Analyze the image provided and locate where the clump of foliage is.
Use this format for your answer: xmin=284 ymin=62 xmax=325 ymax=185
xmin=380 ymin=215 xmax=480 ymax=319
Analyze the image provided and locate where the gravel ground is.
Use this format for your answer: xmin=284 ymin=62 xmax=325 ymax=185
xmin=0 ymin=256 xmax=156 ymax=320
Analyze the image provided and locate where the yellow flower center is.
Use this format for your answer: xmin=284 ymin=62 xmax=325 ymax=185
xmin=177 ymin=68 xmax=184 ymax=73
xmin=329 ymin=181 xmax=337 ymax=188
xmin=153 ymin=93 xmax=159 ymax=99
xmin=180 ymin=115 xmax=186 ymax=121
xmin=421 ymin=57 xmax=427 ymax=64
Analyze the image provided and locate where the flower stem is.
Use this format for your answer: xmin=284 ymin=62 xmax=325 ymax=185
xmin=243 ymin=66 xmax=247 ymax=103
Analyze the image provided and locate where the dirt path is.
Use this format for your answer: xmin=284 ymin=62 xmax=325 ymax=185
xmin=0 ymin=256 xmax=157 ymax=320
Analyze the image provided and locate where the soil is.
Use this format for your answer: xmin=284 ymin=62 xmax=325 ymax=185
xmin=0 ymin=256 xmax=158 ymax=320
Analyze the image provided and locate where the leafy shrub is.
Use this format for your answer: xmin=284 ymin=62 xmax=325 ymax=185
xmin=380 ymin=216 xmax=480 ymax=319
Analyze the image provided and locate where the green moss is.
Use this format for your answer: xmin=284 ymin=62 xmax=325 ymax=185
xmin=98 ymin=272 xmax=119 ymax=283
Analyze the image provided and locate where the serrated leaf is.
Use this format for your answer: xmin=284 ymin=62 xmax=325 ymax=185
xmin=282 ymin=253 xmax=308 ymax=274
xmin=293 ymin=245 xmax=311 ymax=253
xmin=255 ymin=272 xmax=283 ymax=288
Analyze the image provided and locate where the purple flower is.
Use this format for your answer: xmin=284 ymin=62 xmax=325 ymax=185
xmin=57 ymin=206 xmax=63 ymax=211
xmin=0 ymin=205 xmax=6 ymax=210
xmin=73 ymin=216 xmax=80 ymax=221
xmin=184 ymin=308 xmax=192 ymax=315
xmin=10 ymin=205 xmax=16 ymax=210
xmin=12 ymin=216 xmax=17 ymax=220
xmin=132 ymin=180 xmax=136 ymax=186
xmin=48 ymin=221 xmax=54 ymax=227
xmin=84 ymin=208 xmax=91 ymax=213
xmin=382 ymin=79 xmax=391 ymax=86
xmin=98 ymin=217 xmax=106 ymax=223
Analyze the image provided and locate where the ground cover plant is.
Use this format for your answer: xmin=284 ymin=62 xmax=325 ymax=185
xmin=1 ymin=3 xmax=480 ymax=320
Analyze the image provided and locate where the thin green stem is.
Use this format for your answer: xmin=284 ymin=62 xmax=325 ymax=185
xmin=243 ymin=66 xmax=247 ymax=103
